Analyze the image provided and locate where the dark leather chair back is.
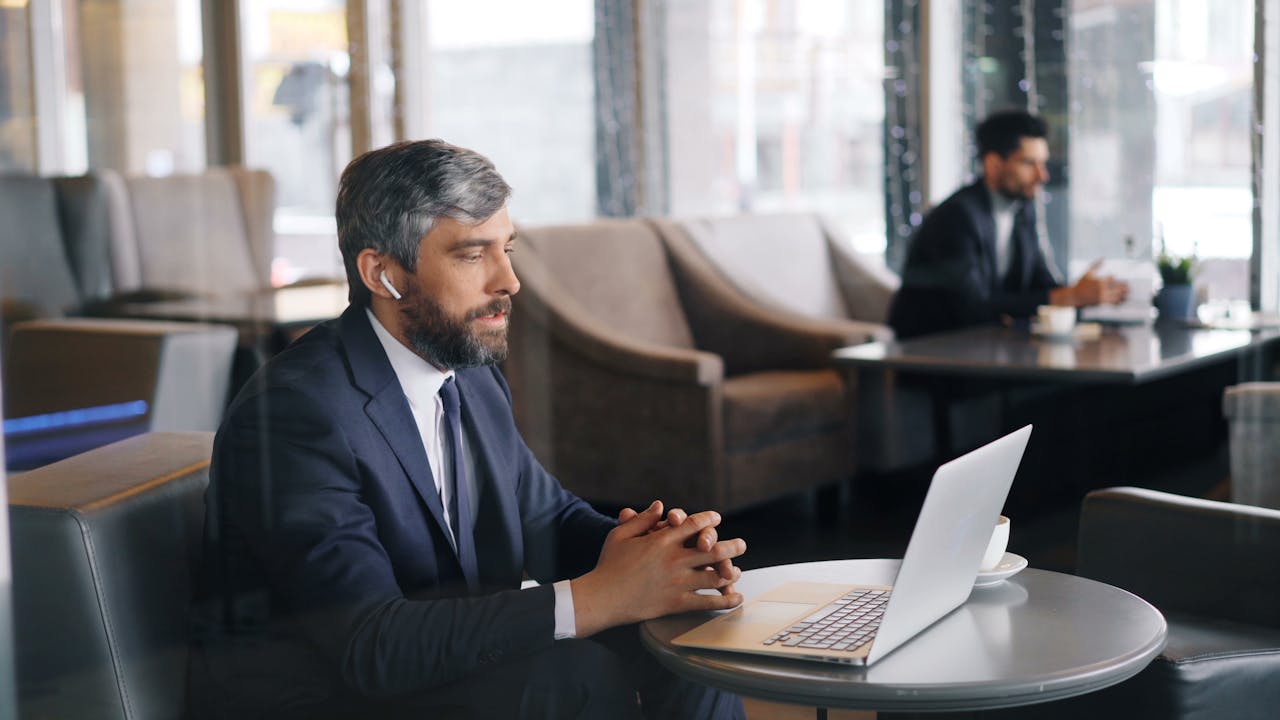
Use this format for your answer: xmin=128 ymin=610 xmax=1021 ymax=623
xmin=9 ymin=432 xmax=213 ymax=720
xmin=0 ymin=173 xmax=118 ymax=335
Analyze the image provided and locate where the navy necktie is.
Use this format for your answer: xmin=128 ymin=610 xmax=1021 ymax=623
xmin=440 ymin=377 xmax=479 ymax=590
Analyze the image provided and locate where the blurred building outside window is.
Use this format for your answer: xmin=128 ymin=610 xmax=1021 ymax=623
xmin=75 ymin=0 xmax=205 ymax=175
xmin=416 ymin=0 xmax=597 ymax=226
xmin=0 ymin=1 xmax=36 ymax=172
xmin=1069 ymin=0 xmax=1253 ymax=303
xmin=665 ymin=0 xmax=887 ymax=259
xmin=242 ymin=0 xmax=352 ymax=285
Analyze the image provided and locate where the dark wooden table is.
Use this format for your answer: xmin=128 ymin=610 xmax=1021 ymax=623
xmin=833 ymin=322 xmax=1279 ymax=488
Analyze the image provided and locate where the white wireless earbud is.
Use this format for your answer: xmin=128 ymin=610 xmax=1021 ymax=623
xmin=379 ymin=270 xmax=402 ymax=300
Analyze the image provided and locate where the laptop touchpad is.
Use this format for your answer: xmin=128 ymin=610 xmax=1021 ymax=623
xmin=729 ymin=600 xmax=816 ymax=625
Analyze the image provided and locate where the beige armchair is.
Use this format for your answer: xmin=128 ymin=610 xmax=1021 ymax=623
xmin=506 ymin=218 xmax=872 ymax=512
xmin=673 ymin=212 xmax=899 ymax=330
xmin=663 ymin=213 xmax=972 ymax=473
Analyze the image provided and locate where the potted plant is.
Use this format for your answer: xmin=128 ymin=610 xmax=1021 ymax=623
xmin=1155 ymin=250 xmax=1196 ymax=320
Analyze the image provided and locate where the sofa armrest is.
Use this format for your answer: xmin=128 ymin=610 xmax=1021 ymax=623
xmin=4 ymin=318 xmax=237 ymax=430
xmin=653 ymin=218 xmax=880 ymax=375
xmin=1078 ymin=486 xmax=1280 ymax=628
xmin=511 ymin=250 xmax=723 ymax=385
xmin=819 ymin=215 xmax=900 ymax=326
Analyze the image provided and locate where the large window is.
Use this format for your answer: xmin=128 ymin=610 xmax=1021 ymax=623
xmin=416 ymin=0 xmax=597 ymax=225
xmin=665 ymin=0 xmax=885 ymax=254
xmin=0 ymin=2 xmax=35 ymax=172
xmin=242 ymin=0 xmax=352 ymax=283
xmin=75 ymin=0 xmax=206 ymax=174
xmin=1069 ymin=0 xmax=1254 ymax=300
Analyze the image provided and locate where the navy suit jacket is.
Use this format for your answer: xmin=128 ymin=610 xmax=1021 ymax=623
xmin=888 ymin=180 xmax=1060 ymax=338
xmin=196 ymin=305 xmax=615 ymax=714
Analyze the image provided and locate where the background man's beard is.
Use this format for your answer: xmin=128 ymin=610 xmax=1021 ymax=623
xmin=399 ymin=292 xmax=511 ymax=370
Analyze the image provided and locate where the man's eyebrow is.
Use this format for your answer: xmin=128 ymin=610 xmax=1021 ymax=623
xmin=446 ymin=230 xmax=517 ymax=252
xmin=448 ymin=237 xmax=499 ymax=251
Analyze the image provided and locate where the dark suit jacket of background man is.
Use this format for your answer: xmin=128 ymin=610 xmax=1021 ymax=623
xmin=192 ymin=304 xmax=616 ymax=717
xmin=888 ymin=179 xmax=1060 ymax=339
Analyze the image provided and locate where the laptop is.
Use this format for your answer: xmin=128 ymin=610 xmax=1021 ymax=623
xmin=672 ymin=425 xmax=1032 ymax=666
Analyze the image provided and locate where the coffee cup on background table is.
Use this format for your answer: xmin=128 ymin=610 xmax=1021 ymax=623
xmin=981 ymin=515 xmax=1010 ymax=571
xmin=1036 ymin=305 xmax=1076 ymax=335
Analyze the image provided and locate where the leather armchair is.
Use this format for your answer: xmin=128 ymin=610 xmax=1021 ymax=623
xmin=0 ymin=173 xmax=119 ymax=334
xmin=999 ymin=486 xmax=1280 ymax=719
xmin=9 ymin=432 xmax=214 ymax=720
xmin=506 ymin=218 xmax=871 ymax=512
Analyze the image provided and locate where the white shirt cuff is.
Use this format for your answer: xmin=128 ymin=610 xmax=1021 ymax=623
xmin=552 ymin=579 xmax=577 ymax=639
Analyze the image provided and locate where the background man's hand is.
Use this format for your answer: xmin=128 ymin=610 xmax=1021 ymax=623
xmin=572 ymin=501 xmax=746 ymax=637
xmin=1049 ymin=260 xmax=1129 ymax=307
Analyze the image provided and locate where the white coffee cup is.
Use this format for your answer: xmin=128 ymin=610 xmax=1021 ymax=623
xmin=981 ymin=515 xmax=1010 ymax=571
xmin=1037 ymin=305 xmax=1076 ymax=335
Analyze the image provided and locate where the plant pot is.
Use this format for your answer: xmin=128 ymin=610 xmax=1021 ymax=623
xmin=1154 ymin=284 xmax=1195 ymax=321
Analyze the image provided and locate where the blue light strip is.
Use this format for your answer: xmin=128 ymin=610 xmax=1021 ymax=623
xmin=3 ymin=400 xmax=149 ymax=436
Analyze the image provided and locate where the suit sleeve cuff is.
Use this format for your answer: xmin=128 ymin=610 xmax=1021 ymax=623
xmin=552 ymin=579 xmax=577 ymax=639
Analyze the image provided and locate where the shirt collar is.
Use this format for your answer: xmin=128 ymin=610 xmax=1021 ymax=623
xmin=366 ymin=307 xmax=453 ymax=409
xmin=986 ymin=185 xmax=1022 ymax=217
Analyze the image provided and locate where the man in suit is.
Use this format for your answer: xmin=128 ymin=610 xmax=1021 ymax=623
xmin=889 ymin=110 xmax=1127 ymax=338
xmin=194 ymin=140 xmax=747 ymax=718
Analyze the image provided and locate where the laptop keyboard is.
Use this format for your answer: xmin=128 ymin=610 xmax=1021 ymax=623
xmin=762 ymin=588 xmax=889 ymax=652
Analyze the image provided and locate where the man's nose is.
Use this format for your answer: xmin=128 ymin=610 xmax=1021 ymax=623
xmin=491 ymin=253 xmax=521 ymax=296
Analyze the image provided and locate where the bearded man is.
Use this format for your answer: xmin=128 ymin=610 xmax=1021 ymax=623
xmin=192 ymin=140 xmax=747 ymax=719
xmin=888 ymin=110 xmax=1128 ymax=339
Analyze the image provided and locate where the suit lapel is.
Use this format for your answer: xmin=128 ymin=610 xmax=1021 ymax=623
xmin=973 ymin=184 xmax=1000 ymax=288
xmin=339 ymin=306 xmax=456 ymax=555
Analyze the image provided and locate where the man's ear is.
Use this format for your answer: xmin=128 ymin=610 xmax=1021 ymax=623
xmin=357 ymin=249 xmax=400 ymax=300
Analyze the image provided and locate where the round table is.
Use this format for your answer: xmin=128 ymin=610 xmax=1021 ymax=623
xmin=641 ymin=559 xmax=1167 ymax=714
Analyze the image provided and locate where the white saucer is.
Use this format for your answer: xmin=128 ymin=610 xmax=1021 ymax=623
xmin=1029 ymin=324 xmax=1076 ymax=341
xmin=973 ymin=552 xmax=1028 ymax=587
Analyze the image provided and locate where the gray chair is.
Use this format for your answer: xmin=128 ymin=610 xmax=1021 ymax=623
xmin=106 ymin=167 xmax=277 ymax=299
xmin=1223 ymin=381 xmax=1280 ymax=509
xmin=9 ymin=432 xmax=214 ymax=720
xmin=507 ymin=218 xmax=873 ymax=512
xmin=994 ymin=486 xmax=1280 ymax=720
xmin=0 ymin=172 xmax=120 ymax=334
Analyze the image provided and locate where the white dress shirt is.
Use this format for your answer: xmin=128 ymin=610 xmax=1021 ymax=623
xmin=366 ymin=309 xmax=576 ymax=638
xmin=989 ymin=189 xmax=1021 ymax=282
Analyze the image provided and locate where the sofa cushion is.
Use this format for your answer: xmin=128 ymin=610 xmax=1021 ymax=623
xmin=519 ymin=219 xmax=696 ymax=349
xmin=721 ymin=369 xmax=846 ymax=452
xmin=681 ymin=213 xmax=850 ymax=321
